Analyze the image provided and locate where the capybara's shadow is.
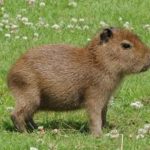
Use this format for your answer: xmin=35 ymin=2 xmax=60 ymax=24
xmin=4 ymin=119 xmax=115 ymax=134
xmin=3 ymin=119 xmax=89 ymax=133
xmin=39 ymin=120 xmax=89 ymax=134
xmin=2 ymin=120 xmax=16 ymax=132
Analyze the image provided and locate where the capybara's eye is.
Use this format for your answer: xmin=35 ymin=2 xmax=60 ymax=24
xmin=121 ymin=42 xmax=132 ymax=49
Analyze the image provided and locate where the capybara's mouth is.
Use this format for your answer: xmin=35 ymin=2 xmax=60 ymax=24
xmin=140 ymin=65 xmax=150 ymax=72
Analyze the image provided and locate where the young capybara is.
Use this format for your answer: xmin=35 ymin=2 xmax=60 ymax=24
xmin=7 ymin=28 xmax=150 ymax=136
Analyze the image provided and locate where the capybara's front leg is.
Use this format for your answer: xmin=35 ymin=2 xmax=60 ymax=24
xmin=85 ymin=87 xmax=108 ymax=137
xmin=88 ymin=107 xmax=103 ymax=137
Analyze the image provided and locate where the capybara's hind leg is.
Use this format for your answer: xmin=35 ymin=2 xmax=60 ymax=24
xmin=11 ymin=109 xmax=26 ymax=132
xmin=10 ymin=86 xmax=40 ymax=132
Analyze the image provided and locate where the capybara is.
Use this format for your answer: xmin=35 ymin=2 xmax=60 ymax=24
xmin=7 ymin=28 xmax=150 ymax=136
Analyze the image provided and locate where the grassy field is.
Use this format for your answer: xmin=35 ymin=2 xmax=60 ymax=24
xmin=0 ymin=0 xmax=150 ymax=149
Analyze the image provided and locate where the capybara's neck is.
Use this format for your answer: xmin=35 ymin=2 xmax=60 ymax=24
xmin=85 ymin=36 xmax=124 ymax=80
xmin=73 ymin=43 xmax=124 ymax=96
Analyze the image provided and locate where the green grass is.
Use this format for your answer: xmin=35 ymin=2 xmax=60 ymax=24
xmin=0 ymin=0 xmax=150 ymax=149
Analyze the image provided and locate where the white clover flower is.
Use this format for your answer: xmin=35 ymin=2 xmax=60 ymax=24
xmin=71 ymin=18 xmax=77 ymax=23
xmin=5 ymin=33 xmax=11 ymax=38
xmin=138 ymin=128 xmax=147 ymax=135
xmin=30 ymin=147 xmax=38 ymax=150
xmin=105 ymin=129 xmax=120 ymax=138
xmin=79 ymin=18 xmax=85 ymax=22
xmin=136 ymin=134 xmax=144 ymax=139
xmin=100 ymin=21 xmax=108 ymax=27
xmin=11 ymin=24 xmax=18 ymax=30
xmin=38 ymin=126 xmax=44 ymax=130
xmin=143 ymin=24 xmax=150 ymax=31
xmin=24 ymin=22 xmax=33 ymax=26
xmin=83 ymin=25 xmax=89 ymax=30
xmin=129 ymin=134 xmax=133 ymax=138
xmin=52 ymin=129 xmax=59 ymax=134
xmin=1 ymin=7 xmax=4 ymax=11
xmin=144 ymin=124 xmax=150 ymax=131
xmin=68 ymin=1 xmax=77 ymax=7
xmin=110 ymin=129 xmax=120 ymax=138
xmin=6 ymin=106 xmax=14 ymax=112
xmin=27 ymin=0 xmax=36 ymax=5
xmin=2 ymin=19 xmax=9 ymax=24
xmin=22 ymin=36 xmax=28 ymax=40
xmin=136 ymin=124 xmax=150 ymax=139
xmin=3 ymin=13 xmax=9 ymax=18
xmin=21 ymin=17 xmax=29 ymax=23
xmin=51 ymin=24 xmax=60 ymax=30
xmin=123 ymin=21 xmax=134 ymax=30
xmin=87 ymin=38 xmax=91 ymax=41
xmin=143 ymin=24 xmax=150 ymax=29
xmin=48 ymin=144 xmax=57 ymax=150
xmin=34 ymin=32 xmax=39 ymax=38
xmin=130 ymin=101 xmax=143 ymax=109
xmin=39 ymin=2 xmax=45 ymax=7
xmin=123 ymin=21 xmax=130 ymax=28
xmin=118 ymin=17 xmax=123 ymax=21
xmin=67 ymin=24 xmax=74 ymax=29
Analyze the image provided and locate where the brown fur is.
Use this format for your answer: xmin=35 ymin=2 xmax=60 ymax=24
xmin=7 ymin=28 xmax=150 ymax=136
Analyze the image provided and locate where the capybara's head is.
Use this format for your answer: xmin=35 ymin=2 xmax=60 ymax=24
xmin=89 ymin=28 xmax=150 ymax=74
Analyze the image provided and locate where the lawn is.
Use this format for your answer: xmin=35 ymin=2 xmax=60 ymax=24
xmin=0 ymin=0 xmax=150 ymax=149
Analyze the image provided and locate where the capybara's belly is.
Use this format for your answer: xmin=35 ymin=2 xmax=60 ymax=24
xmin=39 ymin=90 xmax=85 ymax=111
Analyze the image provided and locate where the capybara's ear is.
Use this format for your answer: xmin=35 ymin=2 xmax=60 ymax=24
xmin=100 ymin=28 xmax=113 ymax=43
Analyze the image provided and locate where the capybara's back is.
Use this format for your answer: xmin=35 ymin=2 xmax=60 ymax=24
xmin=8 ymin=44 xmax=90 ymax=110
xmin=8 ymin=28 xmax=150 ymax=136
